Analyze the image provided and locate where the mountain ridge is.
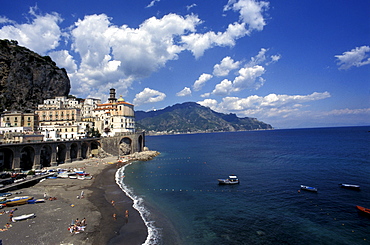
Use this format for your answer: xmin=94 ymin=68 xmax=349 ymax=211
xmin=136 ymin=102 xmax=272 ymax=134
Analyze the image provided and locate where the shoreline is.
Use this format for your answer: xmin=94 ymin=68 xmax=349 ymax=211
xmin=0 ymin=151 xmax=159 ymax=244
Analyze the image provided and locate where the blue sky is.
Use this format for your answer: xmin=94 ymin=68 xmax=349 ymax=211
xmin=0 ymin=0 xmax=369 ymax=128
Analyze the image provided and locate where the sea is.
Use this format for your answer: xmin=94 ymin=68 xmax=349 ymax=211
xmin=115 ymin=126 xmax=370 ymax=245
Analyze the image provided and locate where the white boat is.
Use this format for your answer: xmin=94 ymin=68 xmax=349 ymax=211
xmin=218 ymin=175 xmax=239 ymax=185
xmin=339 ymin=183 xmax=360 ymax=190
xmin=77 ymin=175 xmax=85 ymax=180
xmin=300 ymin=185 xmax=318 ymax=192
xmin=12 ymin=213 xmax=35 ymax=222
xmin=57 ymin=172 xmax=69 ymax=178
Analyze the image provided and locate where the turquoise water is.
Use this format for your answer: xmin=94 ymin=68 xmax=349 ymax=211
xmin=117 ymin=126 xmax=370 ymax=244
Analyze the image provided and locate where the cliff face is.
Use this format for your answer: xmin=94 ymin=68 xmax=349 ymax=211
xmin=0 ymin=39 xmax=70 ymax=112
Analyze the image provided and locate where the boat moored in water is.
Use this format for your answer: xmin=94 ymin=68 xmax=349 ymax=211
xmin=300 ymin=185 xmax=318 ymax=192
xmin=339 ymin=183 xmax=360 ymax=190
xmin=356 ymin=205 xmax=370 ymax=216
xmin=218 ymin=175 xmax=239 ymax=185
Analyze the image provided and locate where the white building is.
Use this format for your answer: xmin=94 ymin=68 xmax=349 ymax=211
xmin=93 ymin=88 xmax=135 ymax=137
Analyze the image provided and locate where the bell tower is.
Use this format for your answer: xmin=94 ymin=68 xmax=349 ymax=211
xmin=108 ymin=88 xmax=117 ymax=104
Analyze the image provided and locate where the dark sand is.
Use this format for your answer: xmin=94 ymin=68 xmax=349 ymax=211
xmin=0 ymin=155 xmax=151 ymax=245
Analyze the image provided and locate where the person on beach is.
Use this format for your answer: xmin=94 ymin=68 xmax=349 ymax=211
xmin=81 ymin=218 xmax=86 ymax=226
xmin=125 ymin=210 xmax=129 ymax=223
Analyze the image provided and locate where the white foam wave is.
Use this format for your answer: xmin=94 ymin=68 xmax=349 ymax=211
xmin=115 ymin=162 xmax=162 ymax=245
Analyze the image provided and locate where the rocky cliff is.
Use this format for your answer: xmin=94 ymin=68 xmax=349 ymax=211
xmin=0 ymin=39 xmax=70 ymax=112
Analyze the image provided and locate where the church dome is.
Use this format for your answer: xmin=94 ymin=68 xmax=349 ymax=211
xmin=118 ymin=95 xmax=125 ymax=102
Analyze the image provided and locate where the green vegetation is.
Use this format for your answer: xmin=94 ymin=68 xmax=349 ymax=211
xmin=136 ymin=102 xmax=272 ymax=134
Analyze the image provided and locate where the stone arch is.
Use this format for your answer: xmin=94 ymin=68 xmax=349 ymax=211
xmin=81 ymin=142 xmax=89 ymax=159
xmin=90 ymin=141 xmax=100 ymax=157
xmin=0 ymin=148 xmax=14 ymax=171
xmin=119 ymin=137 xmax=132 ymax=155
xmin=70 ymin=143 xmax=79 ymax=161
xmin=138 ymin=135 xmax=143 ymax=152
xmin=20 ymin=146 xmax=35 ymax=170
xmin=40 ymin=145 xmax=52 ymax=168
xmin=56 ymin=144 xmax=67 ymax=164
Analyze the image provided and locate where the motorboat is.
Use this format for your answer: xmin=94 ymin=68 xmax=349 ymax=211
xmin=356 ymin=205 xmax=370 ymax=216
xmin=300 ymin=185 xmax=318 ymax=192
xmin=218 ymin=175 xmax=239 ymax=185
xmin=339 ymin=183 xmax=360 ymax=190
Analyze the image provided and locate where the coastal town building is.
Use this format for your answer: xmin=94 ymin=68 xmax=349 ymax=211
xmin=0 ymin=88 xmax=135 ymax=143
xmin=0 ymin=111 xmax=39 ymax=131
xmin=93 ymin=89 xmax=135 ymax=137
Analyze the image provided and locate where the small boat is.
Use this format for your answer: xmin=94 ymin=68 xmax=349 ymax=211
xmin=27 ymin=199 xmax=45 ymax=204
xmin=57 ymin=172 xmax=69 ymax=178
xmin=12 ymin=213 xmax=35 ymax=222
xmin=356 ymin=205 xmax=370 ymax=216
xmin=218 ymin=175 xmax=239 ymax=185
xmin=68 ymin=174 xmax=77 ymax=179
xmin=300 ymin=185 xmax=318 ymax=192
xmin=6 ymin=196 xmax=34 ymax=206
xmin=339 ymin=183 xmax=360 ymax=190
xmin=0 ymin=193 xmax=12 ymax=197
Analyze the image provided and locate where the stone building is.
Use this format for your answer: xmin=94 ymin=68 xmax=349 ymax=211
xmin=93 ymin=88 xmax=135 ymax=137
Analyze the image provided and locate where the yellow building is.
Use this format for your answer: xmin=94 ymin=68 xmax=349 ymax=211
xmin=0 ymin=111 xmax=39 ymax=131
xmin=35 ymin=108 xmax=81 ymax=126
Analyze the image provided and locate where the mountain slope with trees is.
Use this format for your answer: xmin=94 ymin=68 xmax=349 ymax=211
xmin=136 ymin=102 xmax=272 ymax=134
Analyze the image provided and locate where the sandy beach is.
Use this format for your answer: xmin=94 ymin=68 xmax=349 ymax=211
xmin=0 ymin=151 xmax=159 ymax=245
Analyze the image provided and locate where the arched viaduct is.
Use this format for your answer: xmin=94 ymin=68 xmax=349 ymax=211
xmin=0 ymin=132 xmax=145 ymax=171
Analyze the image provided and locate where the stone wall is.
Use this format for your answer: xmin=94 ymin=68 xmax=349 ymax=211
xmin=99 ymin=132 xmax=145 ymax=156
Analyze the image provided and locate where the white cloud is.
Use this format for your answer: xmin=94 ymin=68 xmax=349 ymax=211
xmin=48 ymin=50 xmax=77 ymax=73
xmin=0 ymin=3 xmax=271 ymax=99
xmin=0 ymin=16 xmax=15 ymax=24
xmin=324 ymin=108 xmax=370 ymax=116
xmin=133 ymin=88 xmax=166 ymax=106
xmin=0 ymin=7 xmax=62 ymax=55
xmin=181 ymin=22 xmax=248 ymax=58
xmin=200 ymin=92 xmax=211 ymax=98
xmin=69 ymin=13 xmax=200 ymax=96
xmin=176 ymin=87 xmax=192 ymax=97
xmin=224 ymin=0 xmax=269 ymax=31
xmin=182 ymin=0 xmax=269 ymax=58
xmin=198 ymin=91 xmax=331 ymax=118
xmin=213 ymin=56 xmax=240 ymax=76
xmin=211 ymin=48 xmax=280 ymax=95
xmin=335 ymin=45 xmax=370 ymax=70
xmin=186 ymin=4 xmax=197 ymax=11
xmin=193 ymin=73 xmax=213 ymax=91
xmin=146 ymin=0 xmax=160 ymax=8
xmin=212 ymin=65 xmax=265 ymax=95
xmin=212 ymin=79 xmax=233 ymax=96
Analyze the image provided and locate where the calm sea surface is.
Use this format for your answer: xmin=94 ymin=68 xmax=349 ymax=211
xmin=116 ymin=126 xmax=370 ymax=245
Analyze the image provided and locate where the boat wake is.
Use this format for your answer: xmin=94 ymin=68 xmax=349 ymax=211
xmin=115 ymin=163 xmax=162 ymax=245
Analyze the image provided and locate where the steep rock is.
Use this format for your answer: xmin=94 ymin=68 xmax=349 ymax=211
xmin=0 ymin=39 xmax=70 ymax=112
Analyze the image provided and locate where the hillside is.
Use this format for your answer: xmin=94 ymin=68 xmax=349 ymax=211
xmin=0 ymin=39 xmax=70 ymax=112
xmin=136 ymin=102 xmax=273 ymax=134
